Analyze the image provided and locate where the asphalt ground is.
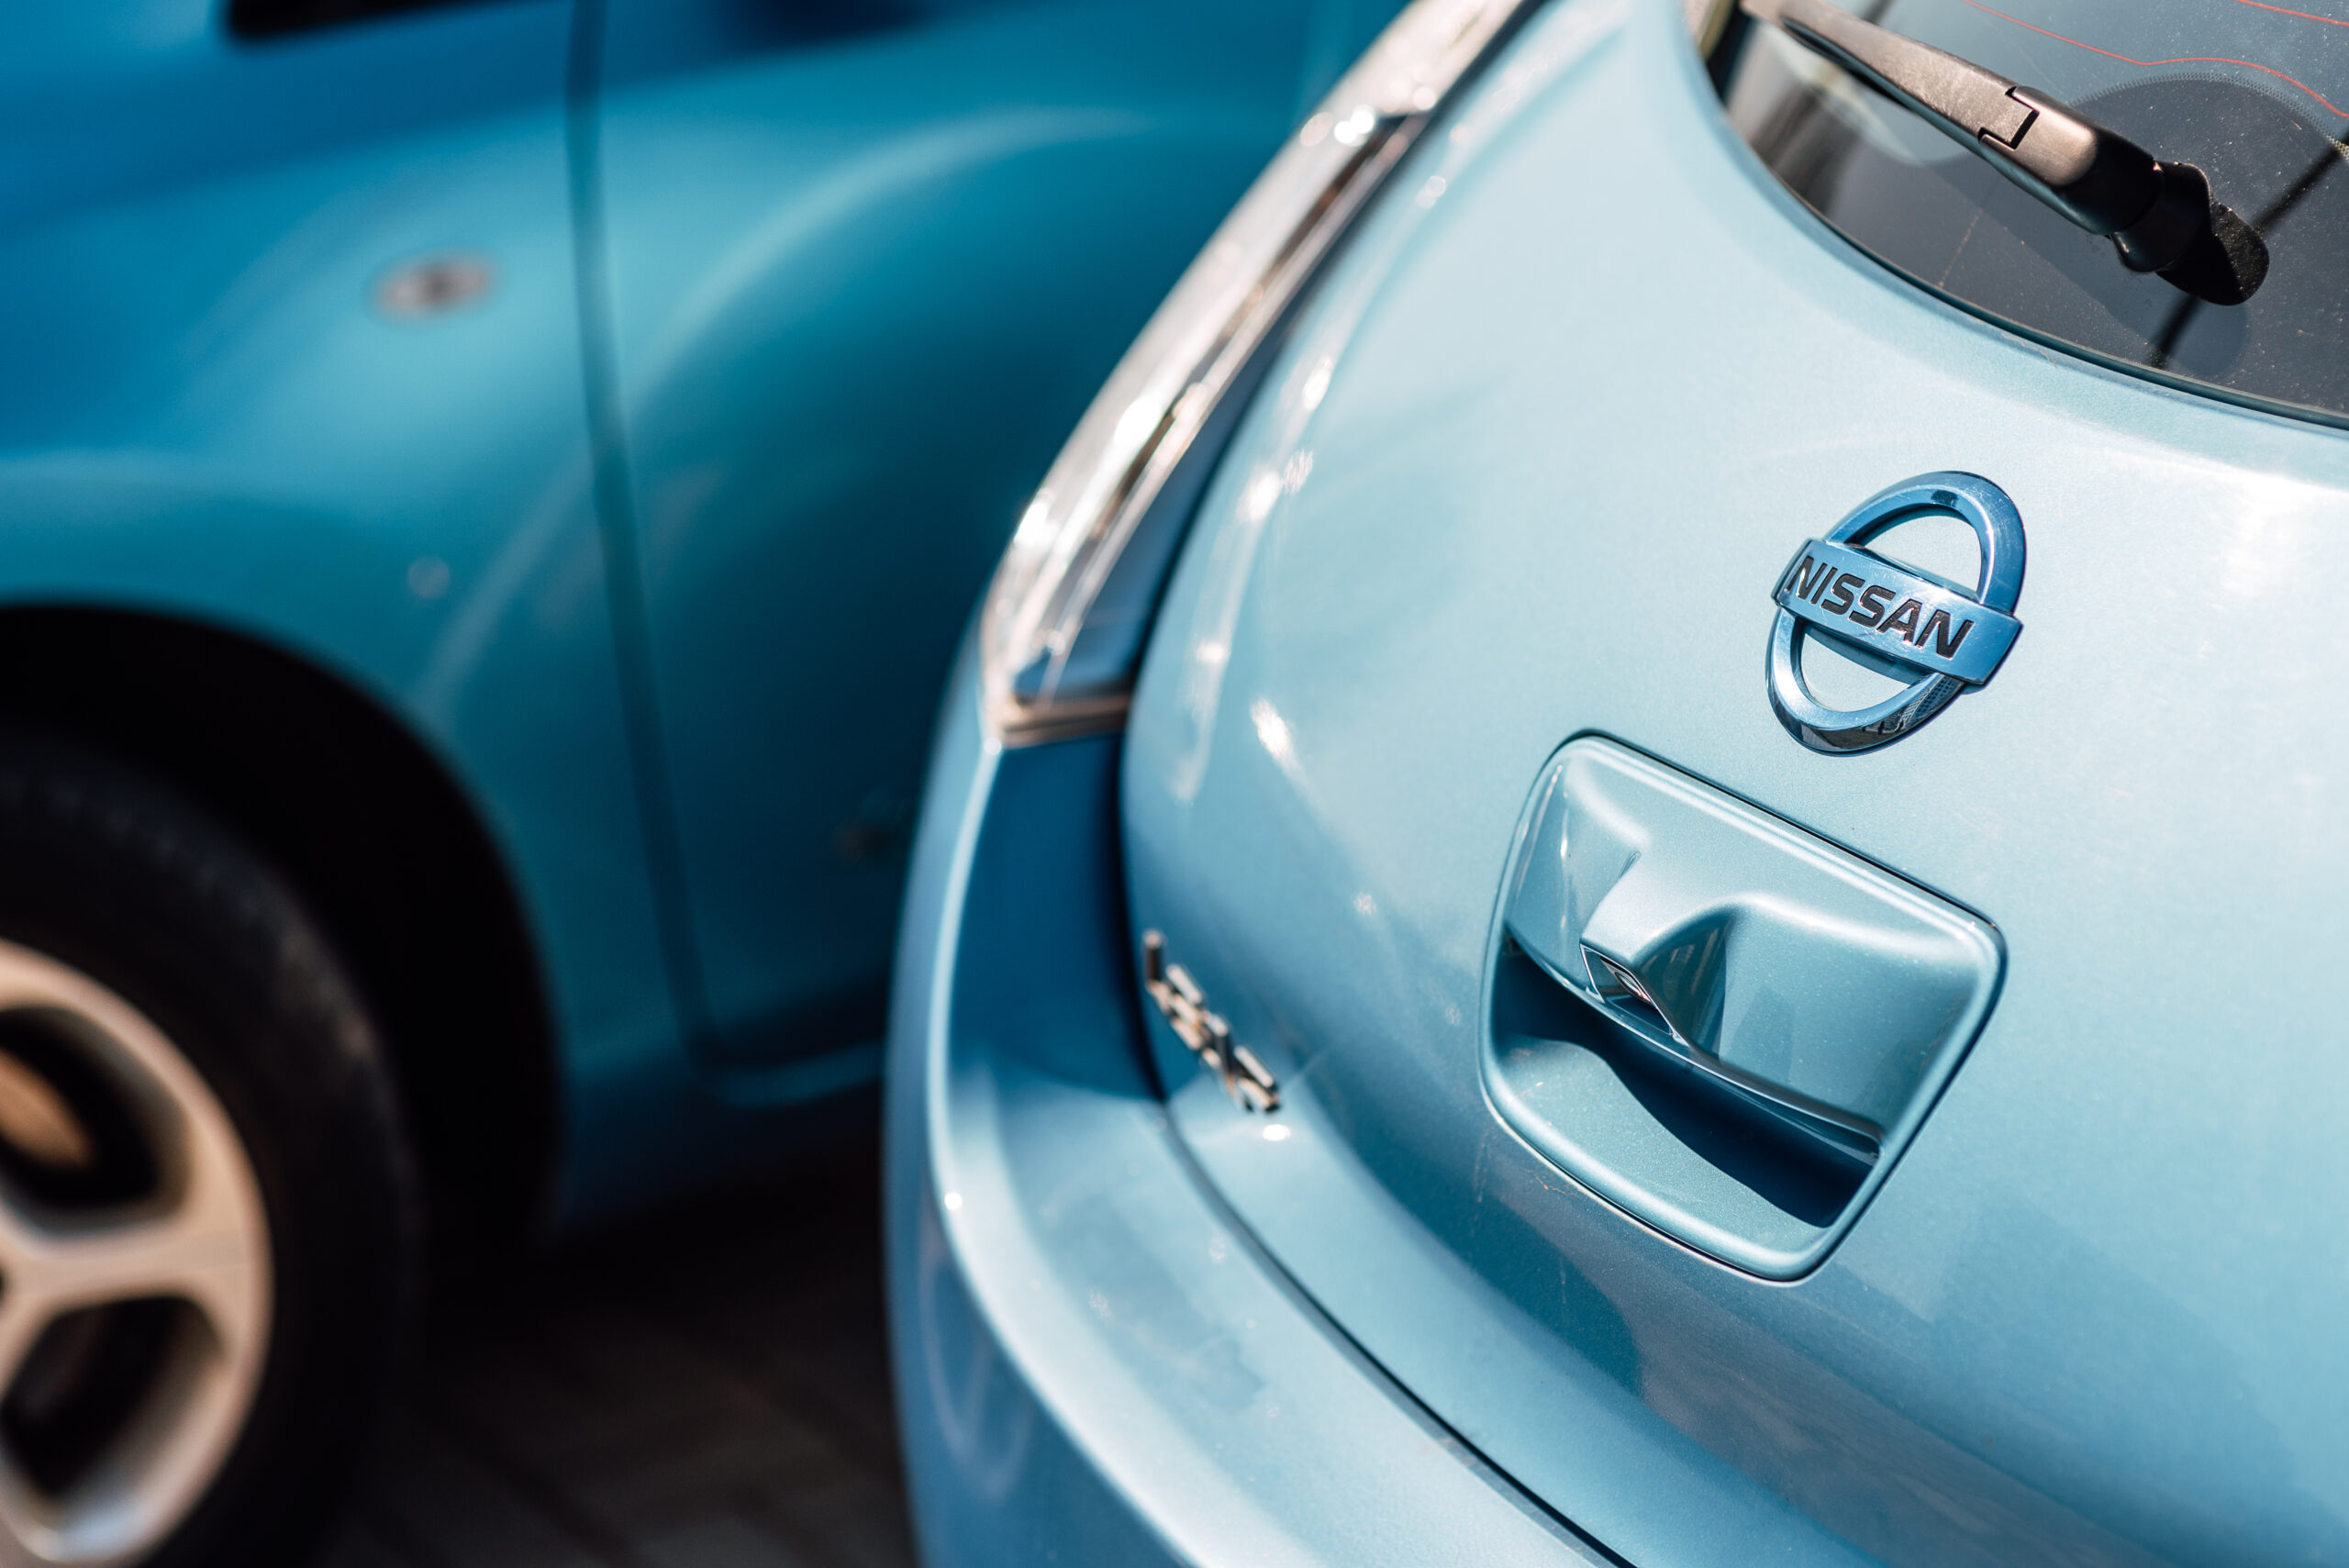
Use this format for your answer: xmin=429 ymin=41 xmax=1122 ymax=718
xmin=312 ymin=1140 xmax=915 ymax=1568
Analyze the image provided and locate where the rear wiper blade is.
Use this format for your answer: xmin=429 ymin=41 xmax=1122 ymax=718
xmin=1742 ymin=0 xmax=2266 ymax=302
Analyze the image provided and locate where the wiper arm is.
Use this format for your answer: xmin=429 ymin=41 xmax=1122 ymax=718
xmin=1742 ymin=0 xmax=2266 ymax=302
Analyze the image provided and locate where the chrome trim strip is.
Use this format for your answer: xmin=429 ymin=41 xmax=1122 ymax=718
xmin=978 ymin=0 xmax=1542 ymax=744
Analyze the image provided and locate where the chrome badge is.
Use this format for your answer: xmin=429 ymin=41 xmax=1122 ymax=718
xmin=1769 ymin=472 xmax=2025 ymax=753
xmin=1141 ymin=931 xmax=1278 ymax=1112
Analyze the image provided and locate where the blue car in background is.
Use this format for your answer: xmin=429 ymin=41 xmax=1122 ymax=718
xmin=0 ymin=0 xmax=1396 ymax=1562
xmin=891 ymin=0 xmax=2349 ymax=1562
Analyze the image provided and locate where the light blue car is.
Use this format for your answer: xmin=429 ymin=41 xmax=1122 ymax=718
xmin=889 ymin=0 xmax=2349 ymax=1562
xmin=0 ymin=1 xmax=1396 ymax=1562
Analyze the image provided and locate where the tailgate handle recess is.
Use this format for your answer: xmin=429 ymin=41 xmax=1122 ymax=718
xmin=1486 ymin=738 xmax=2003 ymax=1278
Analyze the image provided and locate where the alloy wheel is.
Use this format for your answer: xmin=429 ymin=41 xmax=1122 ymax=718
xmin=0 ymin=941 xmax=270 ymax=1568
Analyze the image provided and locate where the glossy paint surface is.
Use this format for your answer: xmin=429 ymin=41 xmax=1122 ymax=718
xmin=0 ymin=0 xmax=1374 ymax=1223
xmin=885 ymin=640 xmax=1602 ymax=1567
xmin=1119 ymin=0 xmax=2349 ymax=1562
xmin=0 ymin=0 xmax=695 ymax=1222
xmin=1491 ymin=738 xmax=2003 ymax=1279
xmin=594 ymin=0 xmax=1400 ymax=1069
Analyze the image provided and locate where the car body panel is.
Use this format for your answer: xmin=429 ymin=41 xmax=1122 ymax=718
xmin=885 ymin=640 xmax=1606 ymax=1568
xmin=0 ymin=0 xmax=1383 ymax=1227
xmin=1119 ymin=0 xmax=2349 ymax=1562
xmin=594 ymin=0 xmax=1400 ymax=1069
xmin=0 ymin=0 xmax=703 ymax=1223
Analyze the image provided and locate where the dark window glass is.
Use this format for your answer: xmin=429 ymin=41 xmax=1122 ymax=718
xmin=1704 ymin=0 xmax=2349 ymax=426
xmin=228 ymin=0 xmax=502 ymax=40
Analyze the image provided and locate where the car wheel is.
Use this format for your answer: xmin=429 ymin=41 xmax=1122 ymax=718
xmin=0 ymin=730 xmax=418 ymax=1566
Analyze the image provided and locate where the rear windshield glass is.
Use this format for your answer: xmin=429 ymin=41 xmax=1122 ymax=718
xmin=1702 ymin=0 xmax=2349 ymax=425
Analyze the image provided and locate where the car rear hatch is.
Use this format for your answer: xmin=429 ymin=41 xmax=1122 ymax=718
xmin=1118 ymin=0 xmax=2349 ymax=1563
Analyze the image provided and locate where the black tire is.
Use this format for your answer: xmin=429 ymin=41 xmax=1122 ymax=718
xmin=0 ymin=728 xmax=419 ymax=1566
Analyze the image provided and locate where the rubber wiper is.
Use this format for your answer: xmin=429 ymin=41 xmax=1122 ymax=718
xmin=1743 ymin=0 xmax=2266 ymax=303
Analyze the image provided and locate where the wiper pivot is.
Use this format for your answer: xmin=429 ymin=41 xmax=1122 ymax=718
xmin=1743 ymin=0 xmax=2266 ymax=303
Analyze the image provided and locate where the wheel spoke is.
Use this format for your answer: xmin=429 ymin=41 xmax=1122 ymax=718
xmin=0 ymin=1205 xmax=262 ymax=1345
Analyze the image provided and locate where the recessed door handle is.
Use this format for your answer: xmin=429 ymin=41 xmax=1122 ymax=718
xmin=1487 ymin=740 xmax=2003 ymax=1276
xmin=1569 ymin=940 xmax=1884 ymax=1171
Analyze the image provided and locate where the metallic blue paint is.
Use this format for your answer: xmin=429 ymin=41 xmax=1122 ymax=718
xmin=592 ymin=0 xmax=1375 ymax=1073
xmin=886 ymin=642 xmax=1601 ymax=1568
xmin=900 ymin=0 xmax=2349 ymax=1560
xmin=0 ymin=0 xmax=1375 ymax=1227
xmin=1489 ymin=737 xmax=2005 ymax=1280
